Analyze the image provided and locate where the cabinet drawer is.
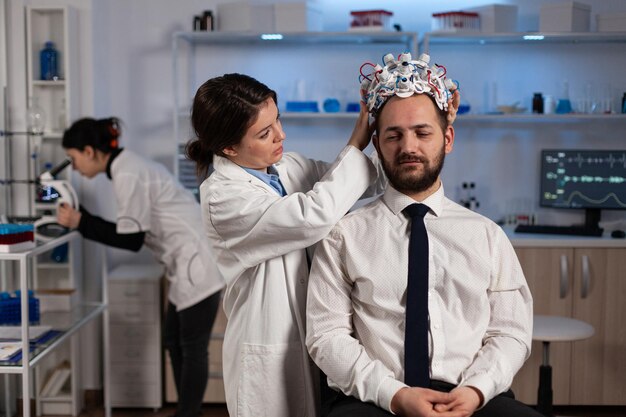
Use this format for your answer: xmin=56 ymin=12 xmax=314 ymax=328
xmin=110 ymin=343 xmax=160 ymax=363
xmin=111 ymin=364 xmax=161 ymax=384
xmin=110 ymin=324 xmax=159 ymax=345
xmin=108 ymin=282 xmax=158 ymax=304
xmin=110 ymin=382 xmax=161 ymax=407
xmin=109 ymin=303 xmax=159 ymax=323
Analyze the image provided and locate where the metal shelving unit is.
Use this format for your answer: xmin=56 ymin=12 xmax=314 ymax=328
xmin=420 ymin=31 xmax=626 ymax=52
xmin=0 ymin=232 xmax=107 ymax=417
xmin=419 ymin=31 xmax=626 ymax=122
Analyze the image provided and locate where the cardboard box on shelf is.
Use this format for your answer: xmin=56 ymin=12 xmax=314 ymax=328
xmin=540 ymin=1 xmax=591 ymax=32
xmin=275 ymin=3 xmax=323 ymax=32
xmin=467 ymin=4 xmax=518 ymax=33
xmin=596 ymin=12 xmax=626 ymax=32
xmin=36 ymin=289 xmax=76 ymax=312
xmin=217 ymin=2 xmax=274 ymax=32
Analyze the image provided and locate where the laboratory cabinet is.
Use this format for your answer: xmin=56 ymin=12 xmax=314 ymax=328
xmin=509 ymin=237 xmax=626 ymax=406
xmin=0 ymin=232 xmax=106 ymax=417
xmin=106 ymin=264 xmax=163 ymax=408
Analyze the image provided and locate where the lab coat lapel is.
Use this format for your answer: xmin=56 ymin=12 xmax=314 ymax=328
xmin=213 ymin=155 xmax=283 ymax=195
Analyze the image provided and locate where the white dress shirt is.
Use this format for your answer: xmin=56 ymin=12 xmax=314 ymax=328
xmin=306 ymin=183 xmax=533 ymax=413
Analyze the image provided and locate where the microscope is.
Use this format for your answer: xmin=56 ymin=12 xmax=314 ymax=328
xmin=33 ymin=159 xmax=79 ymax=241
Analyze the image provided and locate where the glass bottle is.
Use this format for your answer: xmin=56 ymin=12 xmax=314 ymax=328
xmin=532 ymin=93 xmax=544 ymax=114
xmin=27 ymin=96 xmax=46 ymax=135
xmin=40 ymin=41 xmax=59 ymax=81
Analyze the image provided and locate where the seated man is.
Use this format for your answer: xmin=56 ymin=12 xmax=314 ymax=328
xmin=306 ymin=52 xmax=542 ymax=417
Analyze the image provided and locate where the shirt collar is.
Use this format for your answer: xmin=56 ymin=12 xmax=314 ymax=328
xmin=382 ymin=182 xmax=445 ymax=218
xmin=241 ymin=165 xmax=285 ymax=196
xmin=106 ymin=148 xmax=124 ymax=180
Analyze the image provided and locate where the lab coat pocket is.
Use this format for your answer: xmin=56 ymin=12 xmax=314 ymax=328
xmin=237 ymin=342 xmax=306 ymax=417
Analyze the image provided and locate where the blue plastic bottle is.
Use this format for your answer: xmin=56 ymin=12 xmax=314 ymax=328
xmin=40 ymin=41 xmax=59 ymax=81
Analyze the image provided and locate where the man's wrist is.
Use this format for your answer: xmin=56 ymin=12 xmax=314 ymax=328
xmin=390 ymin=387 xmax=409 ymax=415
xmin=466 ymin=385 xmax=484 ymax=408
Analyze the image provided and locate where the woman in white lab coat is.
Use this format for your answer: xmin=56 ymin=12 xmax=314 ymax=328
xmin=185 ymin=73 xmax=382 ymax=417
xmin=56 ymin=117 xmax=224 ymax=417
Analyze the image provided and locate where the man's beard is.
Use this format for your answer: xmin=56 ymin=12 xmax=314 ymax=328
xmin=381 ymin=146 xmax=445 ymax=194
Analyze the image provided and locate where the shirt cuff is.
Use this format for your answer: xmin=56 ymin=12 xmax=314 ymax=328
xmin=377 ymin=377 xmax=408 ymax=414
xmin=459 ymin=374 xmax=497 ymax=408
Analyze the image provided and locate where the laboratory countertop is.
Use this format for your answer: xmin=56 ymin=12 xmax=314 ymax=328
xmin=504 ymin=226 xmax=626 ymax=248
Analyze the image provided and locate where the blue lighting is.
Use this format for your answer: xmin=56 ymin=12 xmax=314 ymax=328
xmin=261 ymin=34 xmax=283 ymax=40
xmin=523 ymin=35 xmax=545 ymax=41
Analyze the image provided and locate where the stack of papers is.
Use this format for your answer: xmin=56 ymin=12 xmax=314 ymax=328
xmin=0 ymin=342 xmax=21 ymax=360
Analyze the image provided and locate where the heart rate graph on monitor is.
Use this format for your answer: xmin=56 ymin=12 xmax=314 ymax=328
xmin=540 ymin=149 xmax=626 ymax=231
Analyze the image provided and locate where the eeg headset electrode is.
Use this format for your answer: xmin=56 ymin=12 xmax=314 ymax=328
xmin=360 ymin=52 xmax=458 ymax=115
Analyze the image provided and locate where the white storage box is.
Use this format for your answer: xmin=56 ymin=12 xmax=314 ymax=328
xmin=540 ymin=1 xmax=591 ymax=32
xmin=468 ymin=4 xmax=518 ymax=33
xmin=275 ymin=3 xmax=323 ymax=32
xmin=217 ymin=2 xmax=274 ymax=32
xmin=596 ymin=12 xmax=626 ymax=32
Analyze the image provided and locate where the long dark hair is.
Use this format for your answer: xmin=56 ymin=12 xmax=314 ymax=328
xmin=186 ymin=73 xmax=277 ymax=178
xmin=62 ymin=117 xmax=121 ymax=152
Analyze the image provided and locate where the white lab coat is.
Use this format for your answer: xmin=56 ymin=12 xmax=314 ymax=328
xmin=111 ymin=149 xmax=224 ymax=310
xmin=199 ymin=146 xmax=377 ymax=417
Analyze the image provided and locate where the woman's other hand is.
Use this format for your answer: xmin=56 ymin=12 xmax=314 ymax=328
xmin=447 ymin=89 xmax=460 ymax=125
xmin=347 ymin=102 xmax=374 ymax=151
xmin=56 ymin=203 xmax=81 ymax=229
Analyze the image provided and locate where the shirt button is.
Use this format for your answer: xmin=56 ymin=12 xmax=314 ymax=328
xmin=300 ymin=278 xmax=305 ymax=284
xmin=434 ymin=324 xmax=440 ymax=330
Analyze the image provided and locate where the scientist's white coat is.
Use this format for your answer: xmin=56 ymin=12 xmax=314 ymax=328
xmin=200 ymin=146 xmax=377 ymax=417
xmin=111 ymin=149 xmax=224 ymax=310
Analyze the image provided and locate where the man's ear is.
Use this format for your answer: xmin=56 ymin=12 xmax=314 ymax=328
xmin=444 ymin=125 xmax=455 ymax=154
xmin=222 ymin=146 xmax=238 ymax=157
xmin=372 ymin=133 xmax=380 ymax=155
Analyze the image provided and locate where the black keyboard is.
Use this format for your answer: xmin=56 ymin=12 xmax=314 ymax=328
xmin=514 ymin=224 xmax=604 ymax=237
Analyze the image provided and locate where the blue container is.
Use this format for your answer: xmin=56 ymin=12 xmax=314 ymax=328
xmin=286 ymin=101 xmax=319 ymax=113
xmin=323 ymin=98 xmax=340 ymax=113
xmin=40 ymin=41 xmax=59 ymax=81
xmin=51 ymin=243 xmax=68 ymax=263
xmin=0 ymin=291 xmax=40 ymax=325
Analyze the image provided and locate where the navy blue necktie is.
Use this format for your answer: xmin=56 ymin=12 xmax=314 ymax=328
xmin=403 ymin=203 xmax=431 ymax=388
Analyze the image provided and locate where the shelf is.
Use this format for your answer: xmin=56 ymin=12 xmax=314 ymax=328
xmin=0 ymin=302 xmax=106 ymax=371
xmin=36 ymin=262 xmax=69 ymax=269
xmin=31 ymin=80 xmax=66 ymax=87
xmin=456 ymin=113 xmax=626 ymax=123
xmin=421 ymin=31 xmax=626 ymax=48
xmin=173 ymin=31 xmax=417 ymax=47
xmin=0 ymin=231 xmax=78 ymax=261
xmin=282 ymin=112 xmax=359 ymax=119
